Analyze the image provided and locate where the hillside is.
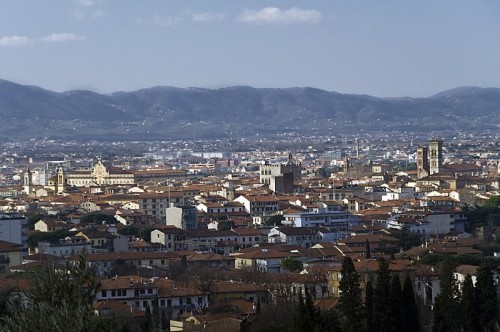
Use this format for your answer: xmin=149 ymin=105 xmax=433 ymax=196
xmin=0 ymin=79 xmax=498 ymax=140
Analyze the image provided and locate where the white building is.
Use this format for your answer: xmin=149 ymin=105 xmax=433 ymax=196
xmin=38 ymin=237 xmax=92 ymax=257
xmin=282 ymin=208 xmax=360 ymax=240
xmin=165 ymin=206 xmax=198 ymax=230
xmin=0 ymin=214 xmax=28 ymax=256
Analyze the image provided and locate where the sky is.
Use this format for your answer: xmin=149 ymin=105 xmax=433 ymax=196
xmin=0 ymin=0 xmax=499 ymax=97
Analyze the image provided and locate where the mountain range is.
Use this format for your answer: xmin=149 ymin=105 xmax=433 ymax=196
xmin=0 ymin=79 xmax=498 ymax=140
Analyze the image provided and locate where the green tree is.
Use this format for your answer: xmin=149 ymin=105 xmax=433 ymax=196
xmin=373 ymin=258 xmax=392 ymax=332
xmin=281 ymin=257 xmax=303 ymax=273
xmin=389 ymin=274 xmax=403 ymax=331
xmin=265 ymin=214 xmax=284 ymax=226
xmin=338 ymin=256 xmax=362 ymax=332
xmin=117 ymin=225 xmax=140 ymax=237
xmin=402 ymin=275 xmax=420 ymax=332
xmin=293 ymin=289 xmax=308 ymax=331
xmin=26 ymin=213 xmax=45 ymax=230
xmin=80 ymin=212 xmax=116 ymax=225
xmin=293 ymin=287 xmax=339 ymax=332
xmin=364 ymin=281 xmax=374 ymax=331
xmin=461 ymin=274 xmax=476 ymax=332
xmin=365 ymin=239 xmax=371 ymax=259
xmin=432 ymin=257 xmax=462 ymax=332
xmin=474 ymin=265 xmax=499 ymax=330
xmin=0 ymin=253 xmax=127 ymax=331
xmin=27 ymin=229 xmax=77 ymax=250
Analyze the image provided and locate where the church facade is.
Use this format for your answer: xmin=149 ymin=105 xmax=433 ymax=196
xmin=66 ymin=158 xmax=135 ymax=187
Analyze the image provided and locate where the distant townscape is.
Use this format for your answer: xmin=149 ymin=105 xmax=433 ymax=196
xmin=0 ymin=89 xmax=499 ymax=330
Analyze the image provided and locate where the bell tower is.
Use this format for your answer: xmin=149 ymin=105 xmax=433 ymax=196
xmin=428 ymin=139 xmax=443 ymax=175
xmin=23 ymin=167 xmax=33 ymax=194
xmin=56 ymin=166 xmax=66 ymax=194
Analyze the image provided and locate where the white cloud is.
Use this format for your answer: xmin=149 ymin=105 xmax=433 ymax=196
xmin=240 ymin=7 xmax=321 ymax=24
xmin=75 ymin=0 xmax=94 ymax=7
xmin=191 ymin=12 xmax=225 ymax=22
xmin=139 ymin=11 xmax=225 ymax=26
xmin=73 ymin=0 xmax=105 ymax=20
xmin=0 ymin=35 xmax=32 ymax=47
xmin=40 ymin=33 xmax=85 ymax=42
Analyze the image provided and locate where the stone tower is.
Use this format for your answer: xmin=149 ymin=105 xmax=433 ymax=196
xmin=416 ymin=146 xmax=429 ymax=179
xmin=23 ymin=167 xmax=33 ymax=194
xmin=56 ymin=166 xmax=66 ymax=194
xmin=428 ymin=139 xmax=443 ymax=175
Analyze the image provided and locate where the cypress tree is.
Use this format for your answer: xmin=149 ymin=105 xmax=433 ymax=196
xmin=364 ymin=281 xmax=374 ymax=331
xmin=304 ymin=287 xmax=318 ymax=325
xmin=402 ymin=275 xmax=420 ymax=332
xmin=461 ymin=274 xmax=476 ymax=332
xmin=373 ymin=258 xmax=391 ymax=332
xmin=293 ymin=289 xmax=307 ymax=331
xmin=365 ymin=239 xmax=371 ymax=259
xmin=389 ymin=274 xmax=403 ymax=331
xmin=474 ymin=265 xmax=498 ymax=330
xmin=432 ymin=257 xmax=461 ymax=332
xmin=338 ymin=256 xmax=362 ymax=332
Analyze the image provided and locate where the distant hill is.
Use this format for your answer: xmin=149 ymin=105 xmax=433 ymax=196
xmin=0 ymin=79 xmax=498 ymax=140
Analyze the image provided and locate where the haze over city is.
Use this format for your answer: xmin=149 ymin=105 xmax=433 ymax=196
xmin=1 ymin=1 xmax=499 ymax=97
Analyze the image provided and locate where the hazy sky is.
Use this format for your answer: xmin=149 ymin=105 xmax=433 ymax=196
xmin=1 ymin=1 xmax=499 ymax=97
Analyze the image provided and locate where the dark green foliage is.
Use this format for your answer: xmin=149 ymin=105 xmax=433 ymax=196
xmin=293 ymin=290 xmax=307 ymax=331
xmin=464 ymin=196 xmax=500 ymax=232
xmin=461 ymin=274 xmax=476 ymax=332
xmin=373 ymin=258 xmax=392 ymax=332
xmin=432 ymin=257 xmax=462 ymax=332
xmin=474 ymin=265 xmax=499 ymax=330
xmin=364 ymin=281 xmax=374 ymax=331
xmin=80 ymin=212 xmax=116 ymax=225
xmin=417 ymin=253 xmax=482 ymax=267
xmin=393 ymin=229 xmax=423 ymax=251
xmin=244 ymin=302 xmax=295 ymax=332
xmin=27 ymin=229 xmax=77 ymax=248
xmin=265 ymin=214 xmax=284 ymax=226
xmin=0 ymin=253 xmax=133 ymax=331
xmin=365 ymin=239 xmax=371 ymax=259
xmin=293 ymin=288 xmax=340 ymax=332
xmin=281 ymin=257 xmax=303 ymax=273
xmin=26 ymin=213 xmax=45 ymax=230
xmin=389 ymin=275 xmax=403 ymax=331
xmin=402 ymin=275 xmax=420 ymax=332
xmin=117 ymin=225 xmax=140 ymax=237
xmin=338 ymin=256 xmax=362 ymax=332
xmin=138 ymin=227 xmax=154 ymax=242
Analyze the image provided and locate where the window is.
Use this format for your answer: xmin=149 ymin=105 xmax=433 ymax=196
xmin=167 ymin=299 xmax=172 ymax=307
xmin=111 ymin=290 xmax=116 ymax=297
xmin=160 ymin=299 xmax=165 ymax=307
xmin=101 ymin=291 xmax=106 ymax=297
